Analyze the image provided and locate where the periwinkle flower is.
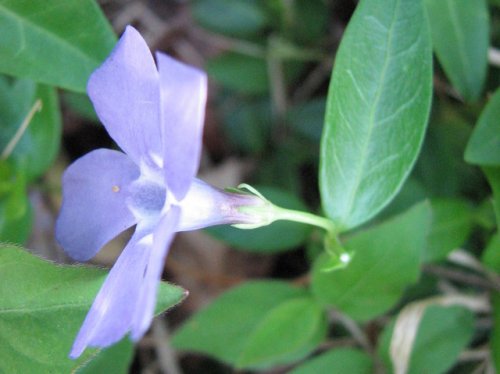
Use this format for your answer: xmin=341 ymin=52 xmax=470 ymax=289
xmin=56 ymin=26 xmax=268 ymax=358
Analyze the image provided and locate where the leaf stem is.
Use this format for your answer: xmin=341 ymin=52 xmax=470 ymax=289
xmin=236 ymin=183 xmax=352 ymax=269
xmin=273 ymin=206 xmax=337 ymax=235
xmin=273 ymin=206 xmax=352 ymax=269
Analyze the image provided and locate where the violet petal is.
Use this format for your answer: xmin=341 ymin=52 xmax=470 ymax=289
xmin=156 ymin=52 xmax=207 ymax=200
xmin=88 ymin=26 xmax=162 ymax=167
xmin=69 ymin=227 xmax=153 ymax=358
xmin=131 ymin=206 xmax=180 ymax=339
xmin=55 ymin=149 xmax=139 ymax=261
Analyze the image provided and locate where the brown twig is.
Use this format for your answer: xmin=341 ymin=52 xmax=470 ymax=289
xmin=423 ymin=264 xmax=500 ymax=292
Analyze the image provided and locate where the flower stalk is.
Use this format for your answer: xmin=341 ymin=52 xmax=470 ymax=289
xmin=233 ymin=184 xmax=352 ymax=271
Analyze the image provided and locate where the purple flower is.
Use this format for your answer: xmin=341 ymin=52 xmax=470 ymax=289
xmin=56 ymin=26 xmax=266 ymax=358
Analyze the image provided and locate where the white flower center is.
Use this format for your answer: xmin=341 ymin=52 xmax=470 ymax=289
xmin=126 ymin=163 xmax=168 ymax=223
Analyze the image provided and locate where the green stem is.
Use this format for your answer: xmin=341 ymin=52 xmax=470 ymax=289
xmin=273 ymin=206 xmax=337 ymax=236
xmin=273 ymin=206 xmax=351 ymax=267
xmin=235 ymin=183 xmax=352 ymax=268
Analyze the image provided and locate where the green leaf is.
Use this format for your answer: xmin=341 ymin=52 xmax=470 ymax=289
xmin=193 ymin=0 xmax=268 ymax=38
xmin=287 ymin=98 xmax=326 ymax=143
xmin=319 ymin=0 xmax=432 ymax=231
xmin=492 ymin=293 xmax=500 ymax=372
xmin=312 ymin=201 xmax=431 ymax=321
xmin=0 ymin=162 xmax=32 ymax=243
xmin=76 ymin=338 xmax=134 ymax=374
xmin=62 ymin=91 xmax=98 ymax=122
xmin=482 ymin=233 xmax=500 ymax=273
xmin=289 ymin=348 xmax=373 ymax=374
xmin=425 ymin=0 xmax=489 ymax=101
xmin=172 ymin=281 xmax=307 ymax=368
xmin=0 ymin=246 xmax=185 ymax=373
xmin=424 ymin=198 xmax=472 ymax=262
xmin=484 ymin=167 xmax=500 ymax=225
xmin=415 ymin=113 xmax=478 ymax=197
xmin=465 ymin=89 xmax=500 ymax=165
xmin=378 ymin=178 xmax=427 ymax=219
xmin=0 ymin=0 xmax=116 ymax=92
xmin=285 ymin=0 xmax=328 ymax=45
xmin=378 ymin=305 xmax=474 ymax=374
xmin=207 ymin=52 xmax=269 ymax=95
xmin=256 ymin=141 xmax=309 ymax=194
xmin=237 ymin=297 xmax=327 ymax=368
xmin=222 ymin=99 xmax=271 ymax=154
xmin=206 ymin=186 xmax=311 ymax=252
xmin=0 ymin=77 xmax=61 ymax=181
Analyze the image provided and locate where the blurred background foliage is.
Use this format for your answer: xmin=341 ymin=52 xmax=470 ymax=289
xmin=0 ymin=0 xmax=500 ymax=373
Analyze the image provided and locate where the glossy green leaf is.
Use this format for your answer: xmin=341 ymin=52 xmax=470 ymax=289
xmin=465 ymin=89 xmax=500 ymax=165
xmin=492 ymin=293 xmax=500 ymax=372
xmin=378 ymin=305 xmax=474 ymax=374
xmin=425 ymin=0 xmax=489 ymax=101
xmin=0 ymin=246 xmax=185 ymax=373
xmin=76 ymin=338 xmax=134 ymax=374
xmin=193 ymin=0 xmax=268 ymax=38
xmin=0 ymin=162 xmax=32 ymax=243
xmin=206 ymin=186 xmax=311 ymax=252
xmin=0 ymin=77 xmax=61 ymax=181
xmin=312 ymin=201 xmax=431 ymax=321
xmin=207 ymin=52 xmax=269 ymax=95
xmin=290 ymin=348 xmax=372 ymax=374
xmin=424 ymin=199 xmax=472 ymax=262
xmin=319 ymin=0 xmax=432 ymax=231
xmin=237 ymin=297 xmax=327 ymax=368
xmin=0 ymin=0 xmax=116 ymax=92
xmin=172 ymin=281 xmax=307 ymax=368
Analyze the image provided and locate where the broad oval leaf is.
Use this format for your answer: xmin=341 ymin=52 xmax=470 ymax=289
xmin=290 ymin=348 xmax=373 ymax=374
xmin=465 ymin=89 xmax=500 ymax=165
xmin=172 ymin=281 xmax=307 ymax=368
xmin=311 ymin=201 xmax=431 ymax=321
xmin=0 ymin=246 xmax=185 ymax=373
xmin=237 ymin=297 xmax=327 ymax=368
xmin=424 ymin=198 xmax=472 ymax=263
xmin=319 ymin=0 xmax=432 ymax=231
xmin=425 ymin=0 xmax=489 ymax=101
xmin=76 ymin=338 xmax=134 ymax=374
xmin=0 ymin=0 xmax=116 ymax=92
